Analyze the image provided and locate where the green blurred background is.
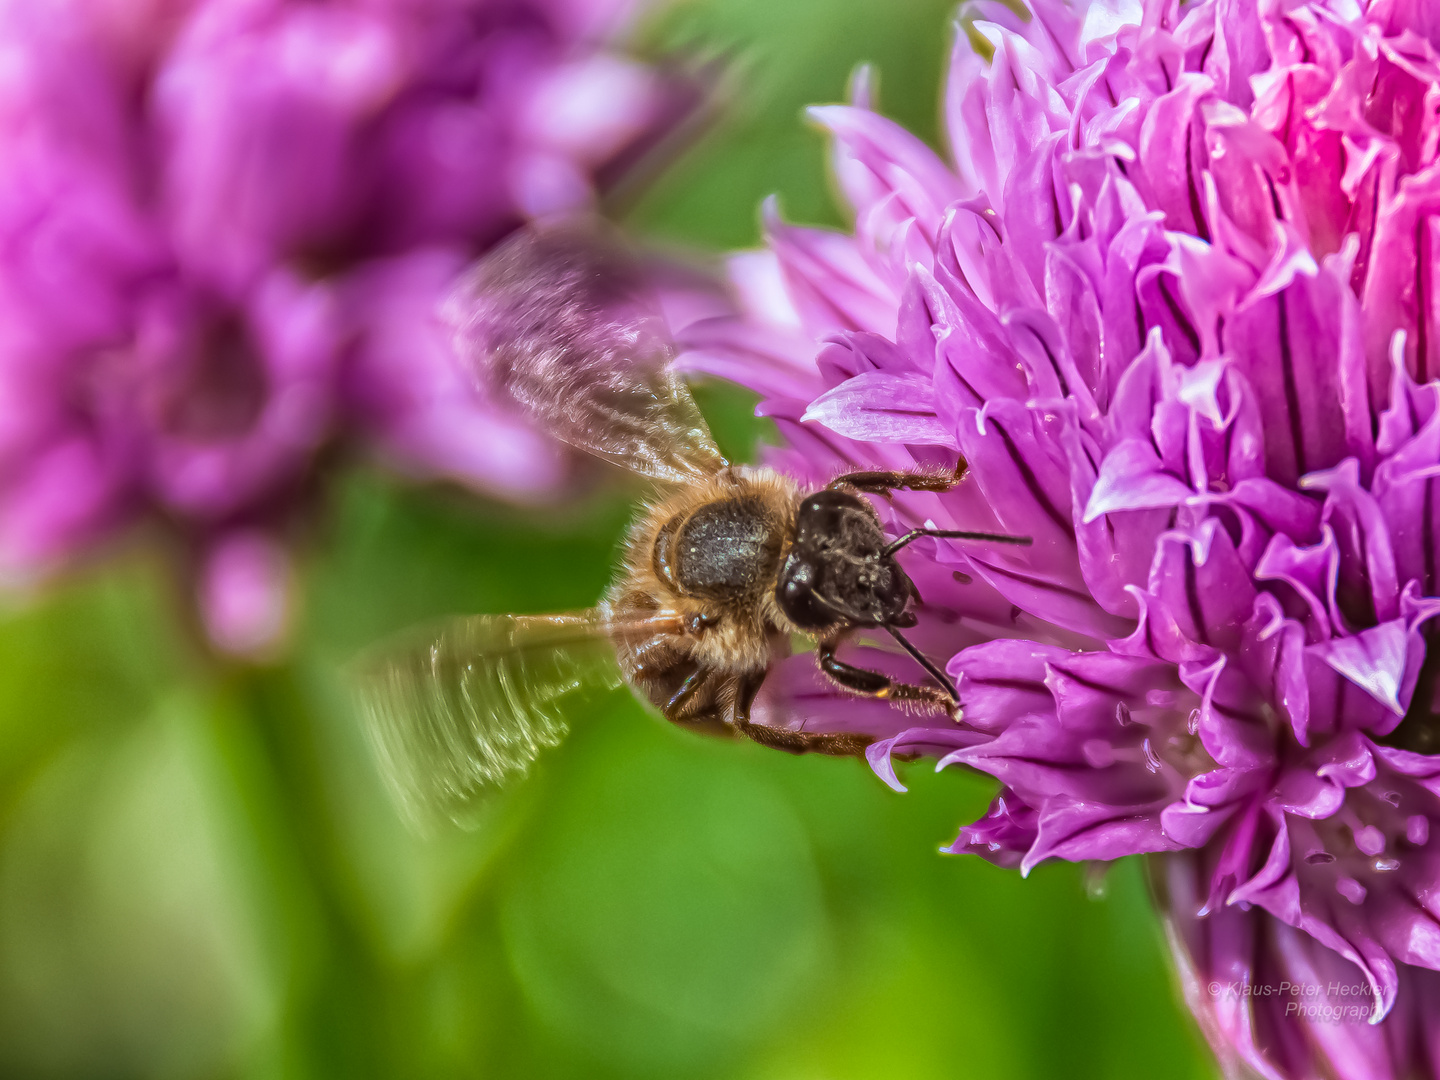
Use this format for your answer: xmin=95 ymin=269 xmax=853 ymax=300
xmin=0 ymin=0 xmax=1218 ymax=1076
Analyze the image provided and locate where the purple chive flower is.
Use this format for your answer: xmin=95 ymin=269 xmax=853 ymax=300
xmin=679 ymin=1 xmax=1440 ymax=1075
xmin=0 ymin=0 xmax=687 ymax=653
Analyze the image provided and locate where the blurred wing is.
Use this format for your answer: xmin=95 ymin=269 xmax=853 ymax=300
xmin=355 ymin=612 xmax=628 ymax=828
xmin=445 ymin=223 xmax=725 ymax=484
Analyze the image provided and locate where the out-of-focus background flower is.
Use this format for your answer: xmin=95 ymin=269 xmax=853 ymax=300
xmin=0 ymin=0 xmax=1219 ymax=1077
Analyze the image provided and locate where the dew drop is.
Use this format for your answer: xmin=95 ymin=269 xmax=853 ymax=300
xmin=1354 ymin=825 xmax=1385 ymax=857
xmin=1084 ymin=862 xmax=1110 ymax=900
xmin=1373 ymin=858 xmax=1401 ymax=872
xmin=1304 ymin=851 xmax=1336 ymax=865
xmin=1187 ymin=708 xmax=1201 ymax=735
xmin=1142 ymin=738 xmax=1163 ymax=773
xmin=1381 ymin=790 xmax=1403 ymax=808
xmin=1082 ymin=739 xmax=1116 ymax=769
xmin=1407 ymin=816 xmax=1430 ymax=847
xmin=1116 ymin=701 xmax=1133 ymax=726
xmin=1336 ymin=877 xmax=1367 ymax=905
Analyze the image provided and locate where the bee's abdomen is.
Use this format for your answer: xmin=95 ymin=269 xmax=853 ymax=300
xmin=670 ymin=497 xmax=781 ymax=600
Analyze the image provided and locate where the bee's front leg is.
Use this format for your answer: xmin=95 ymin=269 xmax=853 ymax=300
xmin=816 ymin=634 xmax=956 ymax=715
xmin=828 ymin=461 xmax=966 ymax=496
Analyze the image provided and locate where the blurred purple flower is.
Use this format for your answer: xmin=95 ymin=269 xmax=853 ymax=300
xmin=681 ymin=1 xmax=1440 ymax=1075
xmin=0 ymin=0 xmax=687 ymax=653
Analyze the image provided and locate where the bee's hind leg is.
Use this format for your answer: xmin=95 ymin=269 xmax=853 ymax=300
xmin=661 ymin=664 xmax=713 ymax=719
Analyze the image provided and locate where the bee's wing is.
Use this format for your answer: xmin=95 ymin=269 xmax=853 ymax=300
xmin=445 ymin=223 xmax=726 ymax=484
xmin=355 ymin=610 xmax=659 ymax=828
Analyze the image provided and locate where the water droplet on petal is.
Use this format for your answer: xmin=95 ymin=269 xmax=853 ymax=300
xmin=1084 ymin=862 xmax=1110 ymax=900
xmin=1336 ymin=877 xmax=1367 ymax=905
xmin=1355 ymin=825 xmax=1386 ymax=857
xmin=1187 ymin=708 xmax=1201 ymax=735
xmin=1082 ymin=739 xmax=1116 ymax=768
xmin=1382 ymin=790 xmax=1403 ymax=808
xmin=1407 ymin=816 xmax=1430 ymax=847
xmin=1373 ymin=858 xmax=1401 ymax=872
xmin=1142 ymin=738 xmax=1163 ymax=773
xmin=199 ymin=530 xmax=293 ymax=659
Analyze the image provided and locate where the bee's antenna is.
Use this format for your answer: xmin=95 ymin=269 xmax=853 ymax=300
xmin=883 ymin=528 xmax=1032 ymax=558
xmin=884 ymin=625 xmax=958 ymax=703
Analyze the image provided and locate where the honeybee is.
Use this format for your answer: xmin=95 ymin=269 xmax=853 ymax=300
xmin=357 ymin=224 xmax=1030 ymax=824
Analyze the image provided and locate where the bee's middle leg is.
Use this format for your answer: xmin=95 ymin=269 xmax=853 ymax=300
xmin=735 ymin=721 xmax=873 ymax=757
xmin=726 ymin=669 xmax=873 ymax=756
xmin=732 ymin=669 xmax=766 ymax=722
